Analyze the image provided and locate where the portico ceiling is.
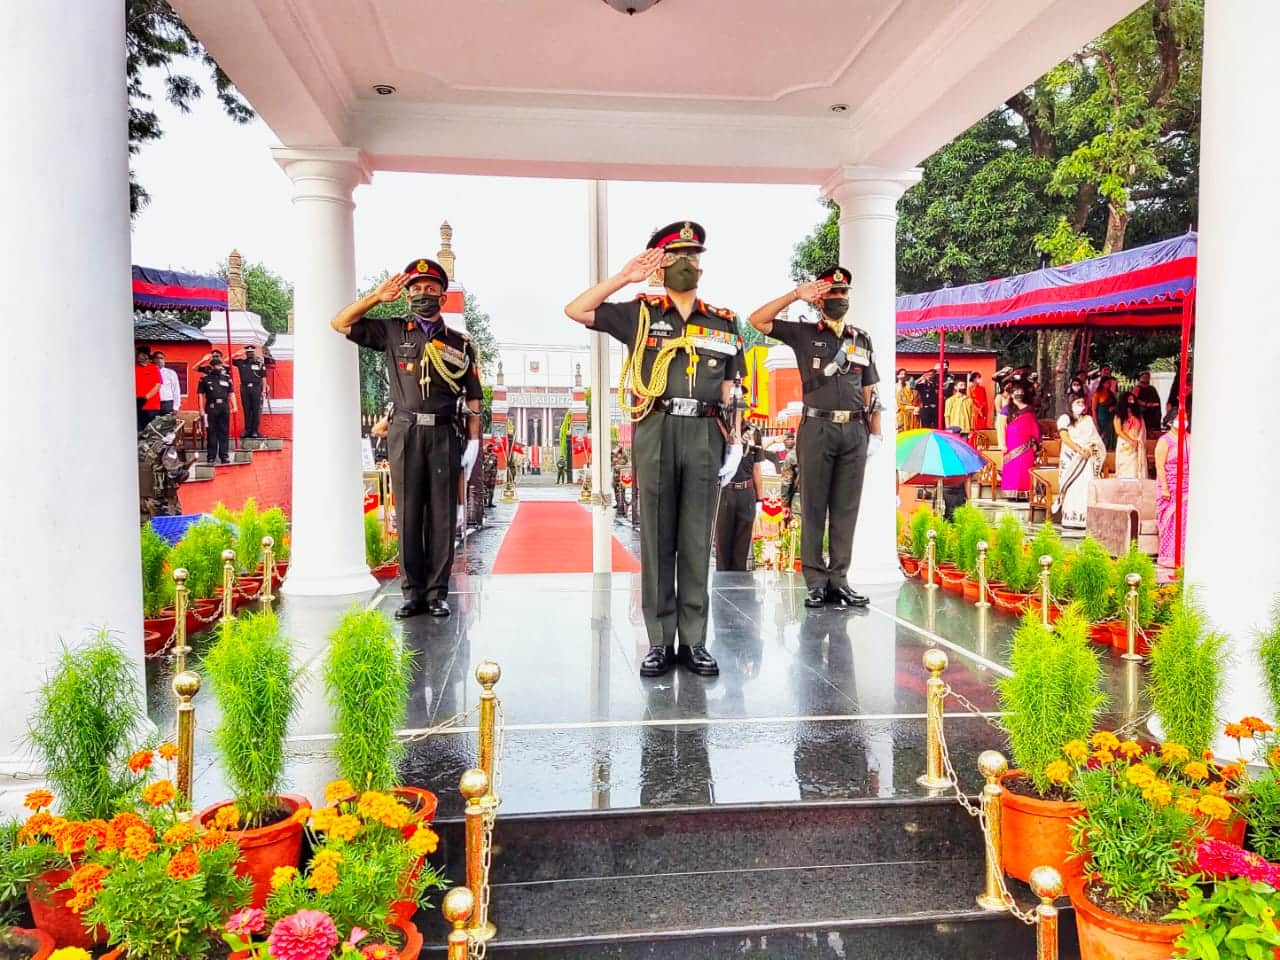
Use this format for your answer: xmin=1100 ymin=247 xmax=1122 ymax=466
xmin=174 ymin=0 xmax=1143 ymax=182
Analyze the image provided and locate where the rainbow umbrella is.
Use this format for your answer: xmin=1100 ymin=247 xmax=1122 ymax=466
xmin=896 ymin=428 xmax=985 ymax=482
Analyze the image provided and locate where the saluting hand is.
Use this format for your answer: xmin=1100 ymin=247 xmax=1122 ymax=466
xmin=795 ymin=280 xmax=833 ymax=304
xmin=617 ymin=249 xmax=664 ymax=285
xmin=374 ymin=273 xmax=410 ymax=303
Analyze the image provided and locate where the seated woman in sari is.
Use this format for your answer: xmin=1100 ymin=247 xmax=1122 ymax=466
xmin=1055 ymin=398 xmax=1105 ymax=528
xmin=1000 ymin=387 xmax=1040 ymax=501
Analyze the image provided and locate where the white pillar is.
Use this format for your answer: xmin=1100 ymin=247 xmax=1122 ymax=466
xmin=822 ymin=166 xmax=922 ymax=586
xmin=272 ymin=148 xmax=378 ymax=596
xmin=1185 ymin=0 xmax=1280 ymax=733
xmin=0 ymin=1 xmax=142 ymax=791
xmin=588 ymin=181 xmax=614 ymax=571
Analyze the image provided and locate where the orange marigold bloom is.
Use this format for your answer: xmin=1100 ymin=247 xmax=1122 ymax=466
xmin=127 ymin=750 xmax=154 ymax=774
xmin=141 ymin=780 xmax=176 ymax=807
xmin=324 ymin=780 xmax=356 ymax=805
xmin=1175 ymin=795 xmax=1199 ymax=816
xmin=1242 ymin=717 xmax=1275 ymax=735
xmin=213 ymin=804 xmax=241 ymax=830
xmin=158 ymin=742 xmax=179 ymax=762
xmin=408 ymin=826 xmax=439 ymax=857
xmin=311 ymin=849 xmax=344 ymax=869
xmin=24 ymin=811 xmax=53 ymax=834
xmin=1182 ymin=762 xmax=1210 ymax=783
xmin=1063 ymin=740 xmax=1089 ymax=763
xmin=271 ymin=866 xmax=298 ymax=890
xmin=1092 ymin=749 xmax=1116 ymax=764
xmin=310 ymin=807 xmax=338 ymax=833
xmin=1269 ymin=746 xmax=1280 ymax=768
xmin=200 ymin=828 xmax=230 ymax=851
xmin=1143 ymin=782 xmax=1173 ymax=807
xmin=122 ymin=825 xmax=156 ymax=862
xmin=166 ymin=847 xmax=200 ymax=881
xmin=1160 ymin=742 xmax=1191 ymax=764
xmin=1126 ymin=764 xmax=1156 ymax=787
xmin=69 ymin=863 xmax=109 ymax=892
xmin=1224 ymin=723 xmax=1250 ymax=740
xmin=329 ymin=815 xmax=361 ymax=843
xmin=1091 ymin=731 xmax=1121 ymax=752
xmin=53 ymin=821 xmax=92 ymax=856
xmin=1219 ymin=763 xmax=1244 ymax=783
xmin=163 ymin=822 xmax=197 ymax=845
xmin=289 ymin=806 xmax=313 ymax=826
xmin=307 ymin=862 xmax=340 ymax=896
xmin=1119 ymin=741 xmax=1143 ymax=760
xmin=1206 ymin=781 xmax=1228 ymax=797
xmin=1198 ymin=795 xmax=1234 ymax=822
xmin=23 ymin=790 xmax=54 ymax=812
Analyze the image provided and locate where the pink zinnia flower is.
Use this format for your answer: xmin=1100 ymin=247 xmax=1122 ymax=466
xmin=226 ymin=907 xmax=266 ymax=936
xmin=1196 ymin=839 xmax=1280 ymax=888
xmin=266 ymin=910 xmax=339 ymax=960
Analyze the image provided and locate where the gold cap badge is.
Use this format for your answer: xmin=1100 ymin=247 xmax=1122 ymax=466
xmin=679 ymin=223 xmax=694 ymax=241
xmin=416 ymin=260 xmax=429 ymax=273
xmin=833 ymin=269 xmax=846 ymax=282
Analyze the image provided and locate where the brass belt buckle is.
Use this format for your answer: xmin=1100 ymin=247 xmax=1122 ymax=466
xmin=833 ymin=410 xmax=851 ymax=424
xmin=669 ymin=398 xmax=698 ymax=416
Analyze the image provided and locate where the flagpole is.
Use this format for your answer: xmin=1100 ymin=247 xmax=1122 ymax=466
xmin=587 ymin=180 xmax=613 ymax=573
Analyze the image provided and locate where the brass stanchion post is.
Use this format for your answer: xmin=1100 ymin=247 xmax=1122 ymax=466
xmin=476 ymin=660 xmax=501 ymax=800
xmin=975 ymin=540 xmax=991 ymax=608
xmin=917 ymin=649 xmax=951 ymax=789
xmin=924 ymin=529 xmax=938 ymax=590
xmin=460 ymin=769 xmax=496 ymax=943
xmin=1122 ymin=572 xmax=1143 ymax=662
xmin=442 ymin=887 xmax=475 ymax=960
xmin=174 ymin=670 xmax=201 ymax=808
xmin=976 ymin=750 xmax=1009 ymax=911
xmin=172 ymin=568 xmax=190 ymax=674
xmin=260 ymin=536 xmax=275 ymax=605
xmin=221 ymin=548 xmax=237 ymax=620
xmin=1038 ymin=555 xmax=1052 ymax=626
xmin=1031 ymin=866 xmax=1064 ymax=960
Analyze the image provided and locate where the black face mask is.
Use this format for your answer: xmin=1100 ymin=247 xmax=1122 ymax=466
xmin=662 ymin=259 xmax=699 ymax=293
xmin=822 ymin=298 xmax=850 ymax=320
xmin=410 ymin=293 xmax=442 ymax=319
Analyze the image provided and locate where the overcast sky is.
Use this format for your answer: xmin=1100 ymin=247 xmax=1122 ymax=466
xmin=128 ymin=72 xmax=831 ymax=346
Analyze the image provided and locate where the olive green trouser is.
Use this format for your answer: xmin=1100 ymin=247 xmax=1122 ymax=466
xmin=797 ymin=416 xmax=869 ymax=592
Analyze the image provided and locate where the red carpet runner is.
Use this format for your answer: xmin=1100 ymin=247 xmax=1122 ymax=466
xmin=491 ymin=502 xmax=641 ymax=575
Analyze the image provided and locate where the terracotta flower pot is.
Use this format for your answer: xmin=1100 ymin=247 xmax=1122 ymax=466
xmin=27 ymin=867 xmax=106 ymax=949
xmin=4 ymin=927 xmax=55 ymax=960
xmin=143 ymin=629 xmax=166 ymax=656
xmin=227 ymin=915 xmax=422 ymax=960
xmin=1068 ymin=874 xmax=1182 ymax=960
xmin=1088 ymin=621 xmax=1114 ymax=645
xmin=1206 ymin=810 xmax=1248 ymax=846
xmin=998 ymin=771 xmax=1085 ymax=885
xmin=372 ymin=560 xmax=401 ymax=581
xmin=271 ymin=561 xmax=289 ymax=589
xmin=900 ymin=555 xmax=920 ymax=576
xmin=962 ymin=578 xmax=981 ymax=602
xmin=939 ymin=565 xmax=967 ymax=593
xmin=198 ymin=794 xmax=307 ymax=909
xmin=143 ymin=613 xmax=176 ymax=641
xmin=391 ymin=786 xmax=439 ymax=831
xmin=991 ymin=588 xmax=1031 ymax=613
xmin=1108 ymin=621 xmax=1150 ymax=655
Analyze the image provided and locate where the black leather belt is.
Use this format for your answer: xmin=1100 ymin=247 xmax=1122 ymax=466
xmin=657 ymin=398 xmax=722 ymax=418
xmin=727 ymin=479 xmax=753 ymax=490
xmin=803 ymin=406 xmax=860 ymax=424
xmin=393 ymin=410 xmax=453 ymax=427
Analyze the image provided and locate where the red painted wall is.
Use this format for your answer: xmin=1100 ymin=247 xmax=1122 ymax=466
xmin=179 ymin=442 xmax=293 ymax=516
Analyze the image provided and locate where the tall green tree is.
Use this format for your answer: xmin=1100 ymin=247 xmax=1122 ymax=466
xmin=462 ymin=294 xmax=499 ymax=372
xmin=128 ymin=0 xmax=253 ymax=215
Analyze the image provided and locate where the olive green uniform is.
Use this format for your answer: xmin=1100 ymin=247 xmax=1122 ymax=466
xmin=768 ymin=319 xmax=879 ymax=593
xmin=593 ymin=294 xmax=744 ymax=649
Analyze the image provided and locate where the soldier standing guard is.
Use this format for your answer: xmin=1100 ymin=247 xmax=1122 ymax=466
xmin=331 ymin=257 xmax=483 ymax=619
xmin=566 ymin=221 xmax=744 ymax=678
xmin=482 ymin=444 xmax=499 ymax=508
xmin=748 ymin=266 xmax=883 ymax=609
xmin=231 ymin=344 xmax=274 ymax=438
xmin=714 ymin=423 xmax=764 ymax=571
xmin=197 ymin=354 xmax=237 ymax=465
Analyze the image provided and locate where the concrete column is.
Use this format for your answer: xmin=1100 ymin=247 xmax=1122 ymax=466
xmin=822 ymin=166 xmax=922 ymax=585
xmin=0 ymin=0 xmax=143 ymax=789
xmin=272 ymin=148 xmax=377 ymax=596
xmin=1186 ymin=0 xmax=1280 ymax=734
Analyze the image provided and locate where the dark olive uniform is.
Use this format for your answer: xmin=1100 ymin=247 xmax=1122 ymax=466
xmin=768 ymin=317 xmax=879 ymax=594
xmin=232 ymin=354 xmax=272 ymax=437
xmin=197 ymin=365 xmax=236 ymax=463
xmin=714 ymin=432 xmax=762 ymax=571
xmin=346 ymin=315 xmax=482 ymax=605
xmin=593 ymin=293 xmax=744 ymax=650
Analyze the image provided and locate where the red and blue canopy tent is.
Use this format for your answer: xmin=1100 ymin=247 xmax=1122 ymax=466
xmin=895 ymin=232 xmax=1197 ymax=565
xmin=133 ymin=266 xmax=241 ymax=442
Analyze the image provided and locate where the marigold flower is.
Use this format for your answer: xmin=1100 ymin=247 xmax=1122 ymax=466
xmin=310 ymin=807 xmax=338 ymax=833
xmin=1198 ymin=795 xmax=1234 ymax=822
xmin=328 ymin=815 xmax=361 ymax=843
xmin=49 ymin=949 xmax=93 ymax=960
xmin=311 ymin=849 xmax=344 ymax=870
xmin=1242 ymin=717 xmax=1275 ymax=735
xmin=1090 ymin=731 xmax=1121 ymax=752
xmin=226 ymin=907 xmax=266 ymax=936
xmin=1160 ymin=742 xmax=1191 ymax=764
xmin=1063 ymin=740 xmax=1089 ymax=763
xmin=1182 ymin=761 xmax=1209 ymax=782
xmin=1119 ymin=741 xmax=1143 ymax=760
xmin=122 ymin=825 xmax=156 ymax=862
xmin=1207 ymin=781 xmax=1228 ymax=797
xmin=408 ymin=825 xmax=440 ymax=856
xmin=324 ymin=780 xmax=355 ymax=805
xmin=69 ymin=863 xmax=109 ymax=892
xmin=1092 ymin=749 xmax=1116 ymax=764
xmin=1044 ymin=760 xmax=1072 ymax=786
xmin=127 ymin=749 xmax=155 ymax=774
xmin=1176 ymin=796 xmax=1199 ymax=816
xmin=1142 ymin=781 xmax=1173 ymax=807
xmin=306 ymin=862 xmax=340 ymax=896
xmin=1269 ymin=747 xmax=1280 ymax=768
xmin=1126 ymin=764 xmax=1156 ymax=787
xmin=1219 ymin=763 xmax=1244 ymax=783
xmin=1224 ymin=722 xmax=1250 ymax=740
xmin=141 ymin=779 xmax=176 ymax=807
xmin=290 ymin=806 xmax=313 ymax=825
xmin=106 ymin=812 xmax=149 ymax=850
xmin=214 ymin=804 xmax=241 ymax=830
xmin=267 ymin=910 xmax=339 ymax=960
xmin=52 ymin=821 xmax=92 ymax=856
xmin=200 ymin=828 xmax=230 ymax=851
xmin=24 ymin=811 xmax=53 ymax=834
xmin=163 ymin=822 xmax=197 ymax=845
xmin=158 ymin=742 xmax=179 ymax=762
xmin=166 ymin=847 xmax=200 ymax=881
xmin=24 ymin=789 xmax=54 ymax=812
xmin=271 ymin=866 xmax=299 ymax=890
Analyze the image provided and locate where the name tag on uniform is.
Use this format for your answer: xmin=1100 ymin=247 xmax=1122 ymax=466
xmin=686 ymin=324 xmax=741 ymax=356
xmin=430 ymin=338 xmax=466 ymax=366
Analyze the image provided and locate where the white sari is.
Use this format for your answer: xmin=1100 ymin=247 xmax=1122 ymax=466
xmin=1055 ymin=414 xmax=1104 ymax=528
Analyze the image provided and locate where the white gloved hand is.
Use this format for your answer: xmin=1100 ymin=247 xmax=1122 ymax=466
xmin=457 ymin=504 xmax=466 ymax=532
xmin=461 ymin=438 xmax=480 ymax=482
xmin=867 ymin=434 xmax=883 ymax=458
xmin=718 ymin=443 xmax=743 ymax=487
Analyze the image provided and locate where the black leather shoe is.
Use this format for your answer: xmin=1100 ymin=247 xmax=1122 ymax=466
xmin=427 ymin=599 xmax=451 ymax=618
xmin=831 ymin=585 xmax=870 ymax=608
xmin=679 ymin=644 xmax=719 ymax=677
xmin=639 ymin=646 xmax=676 ymax=677
xmin=804 ymin=587 xmax=828 ymax=608
xmin=394 ymin=600 xmax=430 ymax=620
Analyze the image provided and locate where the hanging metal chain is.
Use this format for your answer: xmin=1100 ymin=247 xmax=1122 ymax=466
xmin=943 ymin=684 xmax=1007 ymax=734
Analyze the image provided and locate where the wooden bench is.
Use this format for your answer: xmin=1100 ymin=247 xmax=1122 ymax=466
xmin=1029 ymin=467 xmax=1060 ymax=524
xmin=174 ymin=410 xmax=205 ymax=453
xmin=1038 ymin=438 xmax=1061 ymax=468
xmin=971 ymin=448 xmax=1004 ymax=500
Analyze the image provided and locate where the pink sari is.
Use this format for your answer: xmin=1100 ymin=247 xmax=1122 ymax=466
xmin=1156 ymin=431 xmax=1189 ymax=569
xmin=1001 ymin=408 xmax=1039 ymax=496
